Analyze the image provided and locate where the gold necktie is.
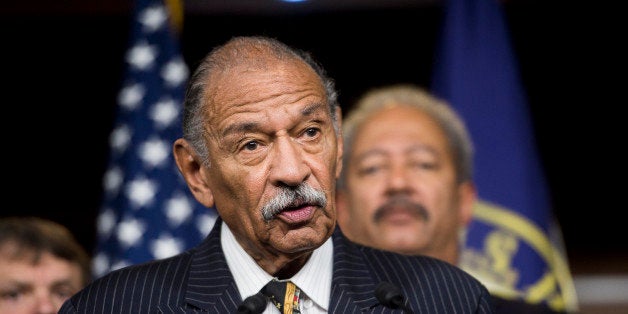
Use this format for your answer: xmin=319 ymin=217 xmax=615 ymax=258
xmin=261 ymin=279 xmax=301 ymax=314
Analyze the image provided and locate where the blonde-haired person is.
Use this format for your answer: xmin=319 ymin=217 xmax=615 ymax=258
xmin=0 ymin=216 xmax=91 ymax=314
xmin=337 ymin=84 xmax=564 ymax=313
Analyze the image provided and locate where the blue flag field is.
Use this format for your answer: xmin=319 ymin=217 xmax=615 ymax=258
xmin=431 ymin=0 xmax=578 ymax=311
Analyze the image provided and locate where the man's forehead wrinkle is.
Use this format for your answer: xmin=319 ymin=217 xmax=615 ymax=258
xmin=211 ymin=101 xmax=326 ymax=143
xmin=218 ymin=103 xmax=324 ymax=138
xmin=208 ymin=78 xmax=292 ymax=113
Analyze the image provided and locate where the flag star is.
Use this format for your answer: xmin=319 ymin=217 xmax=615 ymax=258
xmin=117 ymin=218 xmax=146 ymax=247
xmin=161 ymin=58 xmax=188 ymax=87
xmin=197 ymin=213 xmax=218 ymax=237
xmin=118 ymin=83 xmax=145 ymax=110
xmin=110 ymin=124 xmax=132 ymax=155
xmin=92 ymin=253 xmax=110 ymax=278
xmin=139 ymin=137 xmax=169 ymax=167
xmin=150 ymin=234 xmax=184 ymax=259
xmin=97 ymin=208 xmax=117 ymax=237
xmin=139 ymin=5 xmax=167 ymax=32
xmin=150 ymin=98 xmax=178 ymax=128
xmin=103 ymin=166 xmax=124 ymax=196
xmin=127 ymin=41 xmax=157 ymax=70
xmin=125 ymin=177 xmax=157 ymax=208
xmin=165 ymin=195 xmax=192 ymax=226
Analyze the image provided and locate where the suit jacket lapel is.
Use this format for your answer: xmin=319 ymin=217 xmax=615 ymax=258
xmin=329 ymin=227 xmax=381 ymax=313
xmin=184 ymin=218 xmax=241 ymax=312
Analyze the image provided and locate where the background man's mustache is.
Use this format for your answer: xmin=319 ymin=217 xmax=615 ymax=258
xmin=374 ymin=197 xmax=429 ymax=223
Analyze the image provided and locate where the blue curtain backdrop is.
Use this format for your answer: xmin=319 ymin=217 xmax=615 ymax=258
xmin=430 ymin=0 xmax=578 ymax=311
xmin=92 ymin=0 xmax=217 ymax=278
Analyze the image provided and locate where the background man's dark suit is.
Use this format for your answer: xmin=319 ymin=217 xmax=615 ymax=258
xmin=60 ymin=218 xmax=494 ymax=313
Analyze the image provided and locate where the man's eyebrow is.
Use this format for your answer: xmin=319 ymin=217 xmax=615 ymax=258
xmin=355 ymin=145 xmax=439 ymax=162
xmin=355 ymin=148 xmax=387 ymax=162
xmin=50 ymin=279 xmax=78 ymax=290
xmin=302 ymin=102 xmax=325 ymax=116
xmin=221 ymin=122 xmax=259 ymax=138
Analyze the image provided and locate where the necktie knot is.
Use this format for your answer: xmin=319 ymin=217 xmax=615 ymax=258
xmin=261 ymin=279 xmax=301 ymax=314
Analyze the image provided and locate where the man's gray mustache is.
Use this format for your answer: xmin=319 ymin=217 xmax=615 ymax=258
xmin=261 ymin=184 xmax=327 ymax=221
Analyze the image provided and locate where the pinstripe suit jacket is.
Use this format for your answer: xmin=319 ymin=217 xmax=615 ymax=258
xmin=60 ymin=218 xmax=494 ymax=313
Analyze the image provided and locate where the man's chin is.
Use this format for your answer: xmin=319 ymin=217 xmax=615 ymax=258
xmin=381 ymin=234 xmax=427 ymax=254
xmin=280 ymin=223 xmax=332 ymax=250
xmin=380 ymin=212 xmax=426 ymax=226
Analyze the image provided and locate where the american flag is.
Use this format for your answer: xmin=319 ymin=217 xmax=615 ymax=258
xmin=431 ymin=0 xmax=578 ymax=311
xmin=92 ymin=0 xmax=217 ymax=279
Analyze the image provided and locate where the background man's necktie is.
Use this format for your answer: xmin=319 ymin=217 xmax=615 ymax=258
xmin=261 ymin=279 xmax=301 ymax=314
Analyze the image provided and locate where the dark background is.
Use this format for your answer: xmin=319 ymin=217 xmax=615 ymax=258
xmin=1 ymin=1 xmax=625 ymax=275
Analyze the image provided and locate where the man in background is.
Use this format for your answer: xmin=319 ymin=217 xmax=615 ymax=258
xmin=0 ymin=216 xmax=91 ymax=314
xmin=336 ymin=84 xmax=565 ymax=313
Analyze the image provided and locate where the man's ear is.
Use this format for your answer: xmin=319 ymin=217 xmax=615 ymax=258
xmin=335 ymin=106 xmax=344 ymax=179
xmin=335 ymin=188 xmax=349 ymax=226
xmin=458 ymin=181 xmax=477 ymax=226
xmin=173 ymin=138 xmax=215 ymax=208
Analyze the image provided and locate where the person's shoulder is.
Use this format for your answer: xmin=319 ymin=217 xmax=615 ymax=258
xmin=61 ymin=250 xmax=195 ymax=313
xmin=339 ymin=239 xmax=494 ymax=312
xmin=335 ymin=231 xmax=485 ymax=286
xmin=334 ymin=228 xmax=462 ymax=267
xmin=360 ymin=243 xmax=470 ymax=275
xmin=118 ymin=249 xmax=196 ymax=280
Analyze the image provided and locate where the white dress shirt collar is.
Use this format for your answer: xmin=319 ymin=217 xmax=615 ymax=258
xmin=222 ymin=221 xmax=332 ymax=312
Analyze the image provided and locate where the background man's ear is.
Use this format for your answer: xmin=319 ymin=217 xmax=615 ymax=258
xmin=335 ymin=189 xmax=350 ymax=227
xmin=458 ymin=181 xmax=477 ymax=226
xmin=335 ymin=106 xmax=344 ymax=179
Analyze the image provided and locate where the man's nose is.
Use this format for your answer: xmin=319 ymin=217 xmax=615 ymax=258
xmin=34 ymin=293 xmax=59 ymax=314
xmin=269 ymin=137 xmax=310 ymax=186
xmin=385 ymin=163 xmax=413 ymax=194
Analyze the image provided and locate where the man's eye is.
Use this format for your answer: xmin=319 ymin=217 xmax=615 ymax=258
xmin=412 ymin=161 xmax=437 ymax=170
xmin=53 ymin=288 xmax=77 ymax=299
xmin=358 ymin=165 xmax=383 ymax=176
xmin=244 ymin=141 xmax=259 ymax=151
xmin=0 ymin=290 xmax=21 ymax=301
xmin=304 ymin=128 xmax=320 ymax=138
